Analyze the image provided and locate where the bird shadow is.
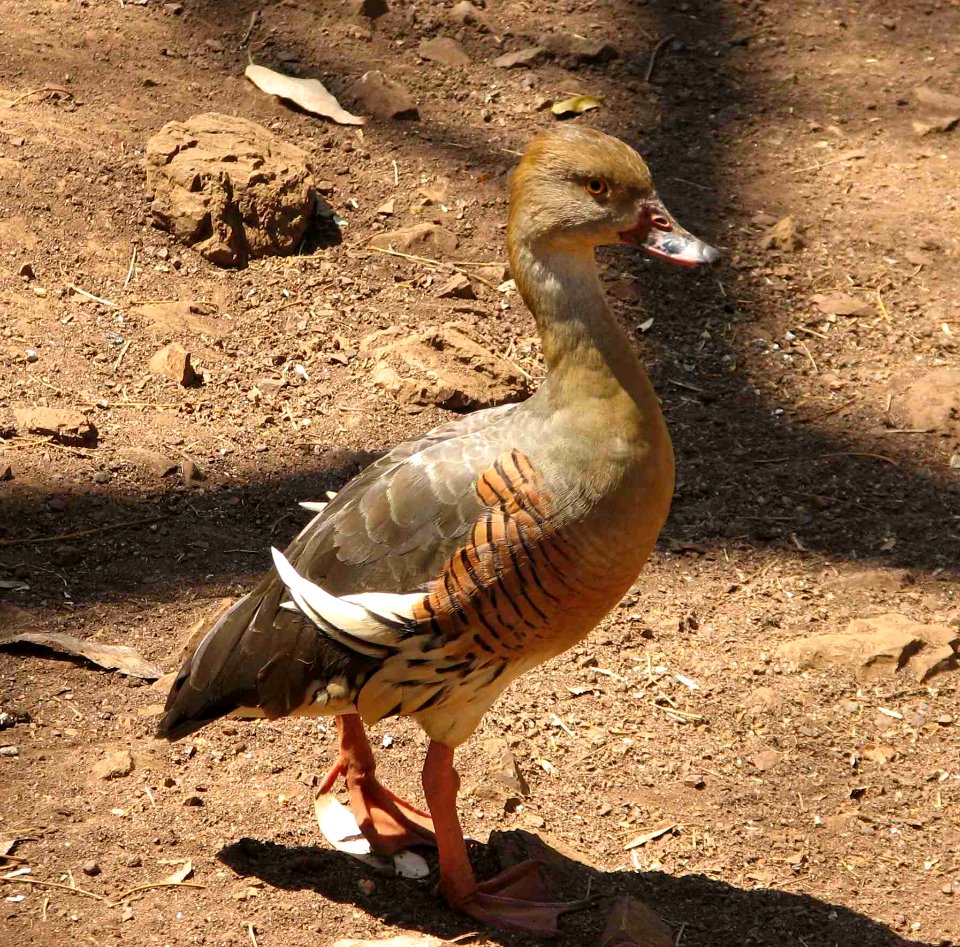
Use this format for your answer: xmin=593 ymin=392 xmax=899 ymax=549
xmin=218 ymin=829 xmax=932 ymax=947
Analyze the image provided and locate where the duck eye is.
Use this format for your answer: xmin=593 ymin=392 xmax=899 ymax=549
xmin=585 ymin=178 xmax=609 ymax=197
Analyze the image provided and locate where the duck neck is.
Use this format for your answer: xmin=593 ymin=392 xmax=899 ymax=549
xmin=510 ymin=238 xmax=662 ymax=425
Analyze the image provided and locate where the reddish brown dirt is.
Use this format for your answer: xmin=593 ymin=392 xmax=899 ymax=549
xmin=2 ymin=1 xmax=959 ymax=945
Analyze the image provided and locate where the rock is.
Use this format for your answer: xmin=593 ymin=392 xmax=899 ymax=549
xmin=146 ymin=113 xmax=319 ymax=267
xmin=93 ymin=471 xmax=111 ymax=484
xmin=450 ymin=1 xmax=491 ymax=30
xmin=912 ymin=85 xmax=960 ymax=136
xmin=351 ymin=71 xmax=418 ymax=120
xmin=136 ymin=301 xmax=222 ymax=337
xmin=761 ymin=216 xmax=804 ymax=252
xmin=890 ymin=369 xmax=960 ymax=439
xmin=810 ymin=291 xmax=873 ymax=317
xmin=418 ymin=37 xmax=471 ymax=67
xmin=542 ymin=33 xmax=619 ymax=64
xmin=13 ymin=407 xmax=98 ymax=447
xmin=375 ymin=198 xmax=395 ymax=216
xmin=148 ymin=343 xmax=198 ymax=386
xmin=180 ymin=458 xmax=203 ymax=482
xmin=601 ymin=896 xmax=674 ymax=947
xmin=778 ymin=614 xmax=958 ymax=682
xmin=482 ymin=737 xmax=529 ymax=796
xmin=94 ymin=749 xmax=134 ymax=780
xmin=82 ymin=860 xmax=101 ymax=877
xmin=436 ymin=273 xmax=476 ymax=299
xmin=909 ymin=645 xmax=958 ymax=682
xmin=751 ymin=748 xmax=782 ymax=771
xmin=494 ymin=46 xmax=549 ymax=69
xmin=121 ymin=447 xmax=179 ymax=478
xmin=368 ymin=222 xmax=458 ymax=258
xmin=362 ymin=323 xmax=527 ymax=411
xmin=350 ymin=0 xmax=388 ymax=19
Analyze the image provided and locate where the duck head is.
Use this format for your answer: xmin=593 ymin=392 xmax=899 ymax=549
xmin=508 ymin=125 xmax=718 ymax=267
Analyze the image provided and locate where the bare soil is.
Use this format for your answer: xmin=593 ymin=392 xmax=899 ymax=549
xmin=1 ymin=1 xmax=959 ymax=945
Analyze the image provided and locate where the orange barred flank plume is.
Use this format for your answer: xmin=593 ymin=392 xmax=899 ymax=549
xmin=412 ymin=449 xmax=581 ymax=658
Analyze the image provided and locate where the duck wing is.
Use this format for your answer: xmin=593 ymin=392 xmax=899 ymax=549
xmin=158 ymin=403 xmax=526 ymax=739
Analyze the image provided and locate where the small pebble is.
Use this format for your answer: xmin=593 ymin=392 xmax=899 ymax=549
xmin=93 ymin=471 xmax=111 ymax=484
xmin=82 ymin=860 xmax=101 ymax=877
xmin=0 ymin=746 xmax=19 ymax=757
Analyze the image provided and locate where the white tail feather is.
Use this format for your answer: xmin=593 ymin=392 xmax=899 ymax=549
xmin=270 ymin=548 xmax=418 ymax=658
xmin=299 ymin=501 xmax=328 ymax=513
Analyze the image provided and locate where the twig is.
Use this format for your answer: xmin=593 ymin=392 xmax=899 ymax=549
xmin=876 ymin=289 xmax=891 ymax=322
xmin=123 ymin=245 xmax=138 ymax=288
xmin=114 ymin=880 xmax=206 ymax=902
xmin=879 ymin=428 xmax=931 ymax=435
xmin=797 ymin=340 xmax=819 ymax=374
xmin=0 ymin=876 xmax=106 ymax=902
xmin=67 ymin=284 xmax=119 ymax=308
xmin=13 ymin=436 xmax=94 ymax=459
xmin=0 ymin=515 xmax=168 ymax=548
xmin=80 ymin=400 xmax=200 ymax=409
xmin=112 ymin=339 xmax=132 ymax=372
xmin=365 ymin=245 xmax=498 ymax=289
xmin=794 ymin=325 xmax=829 ymax=340
xmin=392 ymin=159 xmax=399 ymax=186
xmin=645 ymin=34 xmax=676 ymax=82
xmin=667 ymin=378 xmax=708 ymax=394
xmin=7 ymin=86 xmax=72 ymax=108
xmin=248 ymin=923 xmax=260 ymax=947
xmin=820 ymin=451 xmax=901 ymax=468
xmin=670 ymin=176 xmax=711 ymax=192
xmin=240 ymin=9 xmax=260 ymax=46
xmin=806 ymin=397 xmax=856 ymax=422
xmin=790 ymin=152 xmax=866 ymax=175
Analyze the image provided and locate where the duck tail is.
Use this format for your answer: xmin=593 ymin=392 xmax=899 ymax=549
xmin=156 ymin=591 xmax=268 ymax=741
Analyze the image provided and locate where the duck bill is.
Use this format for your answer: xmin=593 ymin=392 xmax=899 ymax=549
xmin=620 ymin=199 xmax=719 ymax=267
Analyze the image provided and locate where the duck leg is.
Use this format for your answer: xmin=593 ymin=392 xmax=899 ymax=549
xmin=421 ymin=740 xmax=591 ymax=936
xmin=320 ymin=714 xmax=435 ymax=855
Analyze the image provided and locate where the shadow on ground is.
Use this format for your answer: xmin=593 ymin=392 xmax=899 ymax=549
xmin=219 ymin=829 xmax=930 ymax=947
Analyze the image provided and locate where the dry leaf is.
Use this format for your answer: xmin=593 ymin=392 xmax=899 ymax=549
xmin=810 ymin=292 xmax=873 ymax=317
xmin=313 ymin=793 xmax=429 ymax=879
xmin=551 ymin=94 xmax=605 ymax=118
xmin=0 ymin=631 xmax=161 ymax=680
xmin=245 ymin=64 xmax=365 ymax=125
xmin=914 ymin=84 xmax=960 ymax=115
xmin=162 ymin=861 xmax=194 ymax=885
xmin=624 ymin=820 xmax=677 ymax=851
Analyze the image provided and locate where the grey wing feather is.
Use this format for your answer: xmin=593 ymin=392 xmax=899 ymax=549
xmin=289 ymin=402 xmax=521 ymax=594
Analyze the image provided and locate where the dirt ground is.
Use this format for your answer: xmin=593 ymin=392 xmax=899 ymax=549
xmin=2 ymin=0 xmax=960 ymax=945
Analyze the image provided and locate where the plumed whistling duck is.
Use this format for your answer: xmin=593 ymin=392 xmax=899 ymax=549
xmin=159 ymin=125 xmax=718 ymax=936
